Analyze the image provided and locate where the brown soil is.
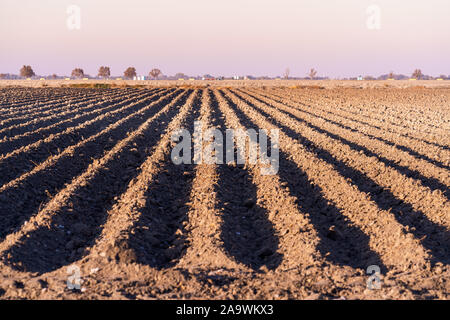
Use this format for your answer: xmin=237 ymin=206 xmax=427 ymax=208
xmin=0 ymin=85 xmax=448 ymax=300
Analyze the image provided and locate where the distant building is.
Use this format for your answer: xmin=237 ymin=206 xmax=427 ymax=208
xmin=202 ymin=74 xmax=215 ymax=80
xmin=357 ymin=76 xmax=363 ymax=80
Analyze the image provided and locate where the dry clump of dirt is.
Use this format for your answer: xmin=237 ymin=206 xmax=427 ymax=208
xmin=0 ymin=85 xmax=448 ymax=300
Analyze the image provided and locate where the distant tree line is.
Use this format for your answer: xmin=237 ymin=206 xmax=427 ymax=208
xmin=2 ymin=65 xmax=448 ymax=80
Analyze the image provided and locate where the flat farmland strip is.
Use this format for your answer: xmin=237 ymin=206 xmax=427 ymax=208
xmin=0 ymin=90 xmax=192 ymax=267
xmin=0 ymin=89 xmax=163 ymax=155
xmin=241 ymin=89 xmax=450 ymax=203
xmin=0 ymin=89 xmax=196 ymax=274
xmin=252 ymin=88 xmax=450 ymax=171
xmin=220 ymin=89 xmax=431 ymax=269
xmin=0 ymin=89 xmax=174 ymax=187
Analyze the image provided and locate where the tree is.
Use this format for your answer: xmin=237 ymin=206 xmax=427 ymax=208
xmin=51 ymin=74 xmax=58 ymax=79
xmin=98 ymin=66 xmax=111 ymax=78
xmin=174 ymin=73 xmax=187 ymax=80
xmin=439 ymin=75 xmax=447 ymax=80
xmin=284 ymin=68 xmax=290 ymax=79
xmin=149 ymin=68 xmax=161 ymax=79
xmin=20 ymin=65 xmax=35 ymax=78
xmin=388 ymin=71 xmax=395 ymax=79
xmin=412 ymin=69 xmax=423 ymax=80
xmin=124 ymin=67 xmax=137 ymax=79
xmin=308 ymin=68 xmax=317 ymax=80
xmin=71 ymin=68 xmax=84 ymax=78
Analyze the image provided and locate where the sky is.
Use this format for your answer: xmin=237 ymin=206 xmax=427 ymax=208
xmin=0 ymin=0 xmax=449 ymax=78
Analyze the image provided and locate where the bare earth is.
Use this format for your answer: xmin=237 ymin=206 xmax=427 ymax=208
xmin=0 ymin=81 xmax=448 ymax=299
xmin=1 ymin=79 xmax=450 ymax=89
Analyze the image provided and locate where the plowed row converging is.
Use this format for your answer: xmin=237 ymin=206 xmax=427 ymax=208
xmin=0 ymin=87 xmax=447 ymax=299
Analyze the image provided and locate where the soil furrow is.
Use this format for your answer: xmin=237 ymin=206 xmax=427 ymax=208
xmin=227 ymin=89 xmax=449 ymax=266
xmin=235 ymin=89 xmax=450 ymax=219
xmin=0 ymin=89 xmax=161 ymax=155
xmin=271 ymin=87 xmax=449 ymax=150
xmin=0 ymin=85 xmax=447 ymax=300
xmin=0 ymin=89 xmax=120 ymax=123
xmin=208 ymin=90 xmax=282 ymax=272
xmin=0 ymin=88 xmax=105 ymax=115
xmin=0 ymin=89 xmax=185 ymax=243
xmin=220 ymin=88 xmax=432 ymax=269
xmin=275 ymin=87 xmax=449 ymax=136
xmin=251 ymin=88 xmax=450 ymax=171
xmin=176 ymin=89 xmax=240 ymax=271
xmin=330 ymin=88 xmax=449 ymax=129
xmin=0 ymin=90 xmax=142 ymax=138
xmin=212 ymin=89 xmax=331 ymax=269
xmin=0 ymin=90 xmax=194 ymax=274
xmin=216 ymin=89 xmax=388 ymax=270
xmin=79 ymin=90 xmax=199 ymax=271
xmin=0 ymin=89 xmax=173 ymax=187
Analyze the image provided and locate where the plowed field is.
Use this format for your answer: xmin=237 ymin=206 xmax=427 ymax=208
xmin=0 ymin=85 xmax=448 ymax=299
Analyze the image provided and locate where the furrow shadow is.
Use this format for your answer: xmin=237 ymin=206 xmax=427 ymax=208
xmin=220 ymin=90 xmax=384 ymax=270
xmin=210 ymin=90 xmax=282 ymax=271
xmin=0 ymin=89 xmax=173 ymax=187
xmin=0 ymin=89 xmax=161 ymax=156
xmin=124 ymin=91 xmax=202 ymax=269
xmin=0 ymin=89 xmax=183 ymax=243
xmin=231 ymin=92 xmax=449 ymax=266
xmin=2 ymin=90 xmax=193 ymax=274
xmin=0 ymin=90 xmax=122 ymax=132
xmin=249 ymin=89 xmax=450 ymax=172
xmin=235 ymin=90 xmax=450 ymax=202
xmin=0 ymin=90 xmax=125 ymax=138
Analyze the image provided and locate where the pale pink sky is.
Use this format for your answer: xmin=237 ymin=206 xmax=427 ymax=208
xmin=1 ymin=0 xmax=449 ymax=78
